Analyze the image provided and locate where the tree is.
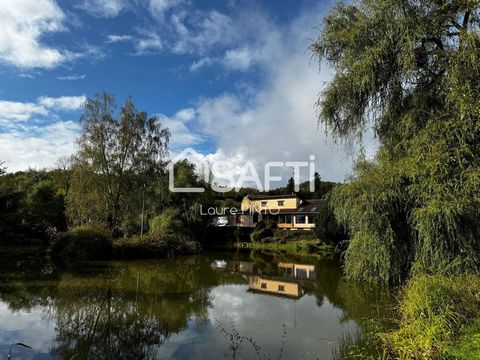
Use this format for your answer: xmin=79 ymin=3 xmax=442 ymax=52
xmin=0 ymin=160 xmax=5 ymax=176
xmin=286 ymin=176 xmax=295 ymax=194
xmin=314 ymin=197 xmax=346 ymax=246
xmin=73 ymin=93 xmax=170 ymax=233
xmin=311 ymin=1 xmax=480 ymax=283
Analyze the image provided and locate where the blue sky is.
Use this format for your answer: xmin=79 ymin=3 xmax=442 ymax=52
xmin=0 ymin=0 xmax=373 ymax=182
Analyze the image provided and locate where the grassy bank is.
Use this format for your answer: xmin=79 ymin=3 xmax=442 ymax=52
xmin=338 ymin=274 xmax=480 ymax=359
xmin=240 ymin=239 xmax=335 ymax=256
xmin=385 ymin=274 xmax=480 ymax=359
xmin=50 ymin=225 xmax=201 ymax=261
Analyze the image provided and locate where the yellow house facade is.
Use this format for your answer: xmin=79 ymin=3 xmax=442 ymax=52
xmin=234 ymin=194 xmax=324 ymax=230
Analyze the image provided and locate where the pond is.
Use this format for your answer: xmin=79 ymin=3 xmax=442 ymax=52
xmin=0 ymin=248 xmax=393 ymax=359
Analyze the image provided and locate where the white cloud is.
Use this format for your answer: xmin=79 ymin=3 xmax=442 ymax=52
xmin=157 ymin=108 xmax=204 ymax=150
xmin=190 ymin=57 xmax=214 ymax=72
xmin=57 ymin=74 xmax=87 ymax=80
xmin=106 ymin=34 xmax=133 ymax=43
xmin=0 ymin=100 xmax=48 ymax=121
xmin=77 ymin=0 xmax=127 ymax=17
xmin=147 ymin=0 xmax=183 ymax=19
xmin=0 ymin=0 xmax=71 ymax=69
xmin=0 ymin=95 xmax=85 ymax=122
xmin=223 ymin=47 xmax=254 ymax=71
xmin=164 ymin=6 xmax=373 ymax=183
xmin=135 ymin=31 xmax=163 ymax=54
xmin=172 ymin=10 xmax=234 ymax=55
xmin=38 ymin=96 xmax=86 ymax=111
xmin=0 ymin=95 xmax=85 ymax=171
xmin=0 ymin=121 xmax=80 ymax=172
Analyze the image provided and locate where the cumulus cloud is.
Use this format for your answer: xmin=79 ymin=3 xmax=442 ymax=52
xmin=38 ymin=96 xmax=86 ymax=111
xmin=0 ymin=121 xmax=80 ymax=172
xmin=0 ymin=100 xmax=48 ymax=121
xmin=223 ymin=47 xmax=254 ymax=71
xmin=0 ymin=96 xmax=85 ymax=123
xmin=157 ymin=108 xmax=204 ymax=150
xmin=164 ymin=6 xmax=369 ymax=183
xmin=0 ymin=0 xmax=71 ymax=69
xmin=0 ymin=95 xmax=85 ymax=171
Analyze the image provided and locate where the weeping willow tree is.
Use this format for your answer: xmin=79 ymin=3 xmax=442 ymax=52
xmin=310 ymin=0 xmax=480 ymax=283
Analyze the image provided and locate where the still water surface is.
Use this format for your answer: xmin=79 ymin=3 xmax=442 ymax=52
xmin=0 ymin=248 xmax=392 ymax=359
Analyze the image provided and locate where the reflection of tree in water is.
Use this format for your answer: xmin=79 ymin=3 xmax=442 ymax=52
xmin=248 ymin=250 xmax=394 ymax=330
xmin=0 ymin=250 xmax=396 ymax=359
xmin=50 ymin=257 xmax=216 ymax=359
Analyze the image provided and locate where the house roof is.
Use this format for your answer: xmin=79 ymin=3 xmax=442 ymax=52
xmin=296 ymin=199 xmax=326 ymax=214
xmin=245 ymin=194 xmax=298 ymax=200
xmin=235 ymin=199 xmax=326 ymax=215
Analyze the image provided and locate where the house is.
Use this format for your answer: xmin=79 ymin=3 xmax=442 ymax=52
xmin=233 ymin=194 xmax=325 ymax=230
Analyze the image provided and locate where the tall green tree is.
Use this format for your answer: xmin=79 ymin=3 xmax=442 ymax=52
xmin=0 ymin=160 xmax=5 ymax=176
xmin=311 ymin=0 xmax=480 ymax=283
xmin=72 ymin=93 xmax=170 ymax=233
xmin=286 ymin=176 xmax=295 ymax=194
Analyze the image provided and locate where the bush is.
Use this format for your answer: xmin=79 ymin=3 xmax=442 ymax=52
xmin=274 ymin=229 xmax=318 ymax=241
xmin=113 ymin=233 xmax=201 ymax=259
xmin=251 ymin=228 xmax=275 ymax=242
xmin=149 ymin=208 xmax=182 ymax=238
xmin=385 ymin=274 xmax=480 ymax=359
xmin=254 ymin=220 xmax=277 ymax=231
xmin=51 ymin=224 xmax=112 ymax=260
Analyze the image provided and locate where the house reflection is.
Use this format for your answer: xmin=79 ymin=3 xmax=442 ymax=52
xmin=277 ymin=263 xmax=316 ymax=280
xmin=210 ymin=258 xmax=316 ymax=300
xmin=248 ymin=276 xmax=302 ymax=298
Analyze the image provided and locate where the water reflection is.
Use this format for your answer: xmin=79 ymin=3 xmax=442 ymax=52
xmin=0 ymin=248 xmax=393 ymax=359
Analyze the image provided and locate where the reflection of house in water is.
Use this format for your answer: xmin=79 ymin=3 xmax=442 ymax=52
xmin=248 ymin=276 xmax=302 ymax=299
xmin=277 ymin=263 xmax=316 ymax=280
xmin=210 ymin=258 xmax=317 ymax=300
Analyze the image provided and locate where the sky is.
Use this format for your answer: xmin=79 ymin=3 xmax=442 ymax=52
xmin=0 ymin=0 xmax=375 ymax=184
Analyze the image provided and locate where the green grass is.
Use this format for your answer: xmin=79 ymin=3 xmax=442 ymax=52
xmin=240 ymin=239 xmax=335 ymax=255
xmin=384 ymin=274 xmax=480 ymax=359
xmin=444 ymin=319 xmax=480 ymax=359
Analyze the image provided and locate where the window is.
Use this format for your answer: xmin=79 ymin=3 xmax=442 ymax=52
xmin=261 ymin=201 xmax=267 ymax=207
xmin=277 ymin=200 xmax=284 ymax=206
xmin=278 ymin=214 xmax=292 ymax=224
xmin=261 ymin=283 xmax=267 ymax=289
xmin=278 ymin=285 xmax=285 ymax=292
xmin=307 ymin=216 xmax=315 ymax=224
xmin=295 ymin=215 xmax=306 ymax=224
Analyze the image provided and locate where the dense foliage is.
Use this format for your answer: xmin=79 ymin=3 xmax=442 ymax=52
xmin=314 ymin=196 xmax=346 ymax=246
xmin=311 ymin=0 xmax=480 ymax=283
xmin=385 ymin=274 xmax=480 ymax=359
xmin=0 ymin=170 xmax=66 ymax=243
xmin=51 ymin=225 xmax=113 ymax=260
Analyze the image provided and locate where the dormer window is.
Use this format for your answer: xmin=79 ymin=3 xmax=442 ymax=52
xmin=277 ymin=200 xmax=284 ymax=206
xmin=261 ymin=201 xmax=267 ymax=207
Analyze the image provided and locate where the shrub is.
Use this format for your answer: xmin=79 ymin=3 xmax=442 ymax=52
xmin=113 ymin=233 xmax=200 ymax=259
xmin=251 ymin=228 xmax=274 ymax=242
xmin=149 ymin=208 xmax=182 ymax=238
xmin=385 ymin=274 xmax=480 ymax=359
xmin=254 ymin=220 xmax=277 ymax=231
xmin=51 ymin=224 xmax=112 ymax=260
xmin=274 ymin=229 xmax=318 ymax=241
